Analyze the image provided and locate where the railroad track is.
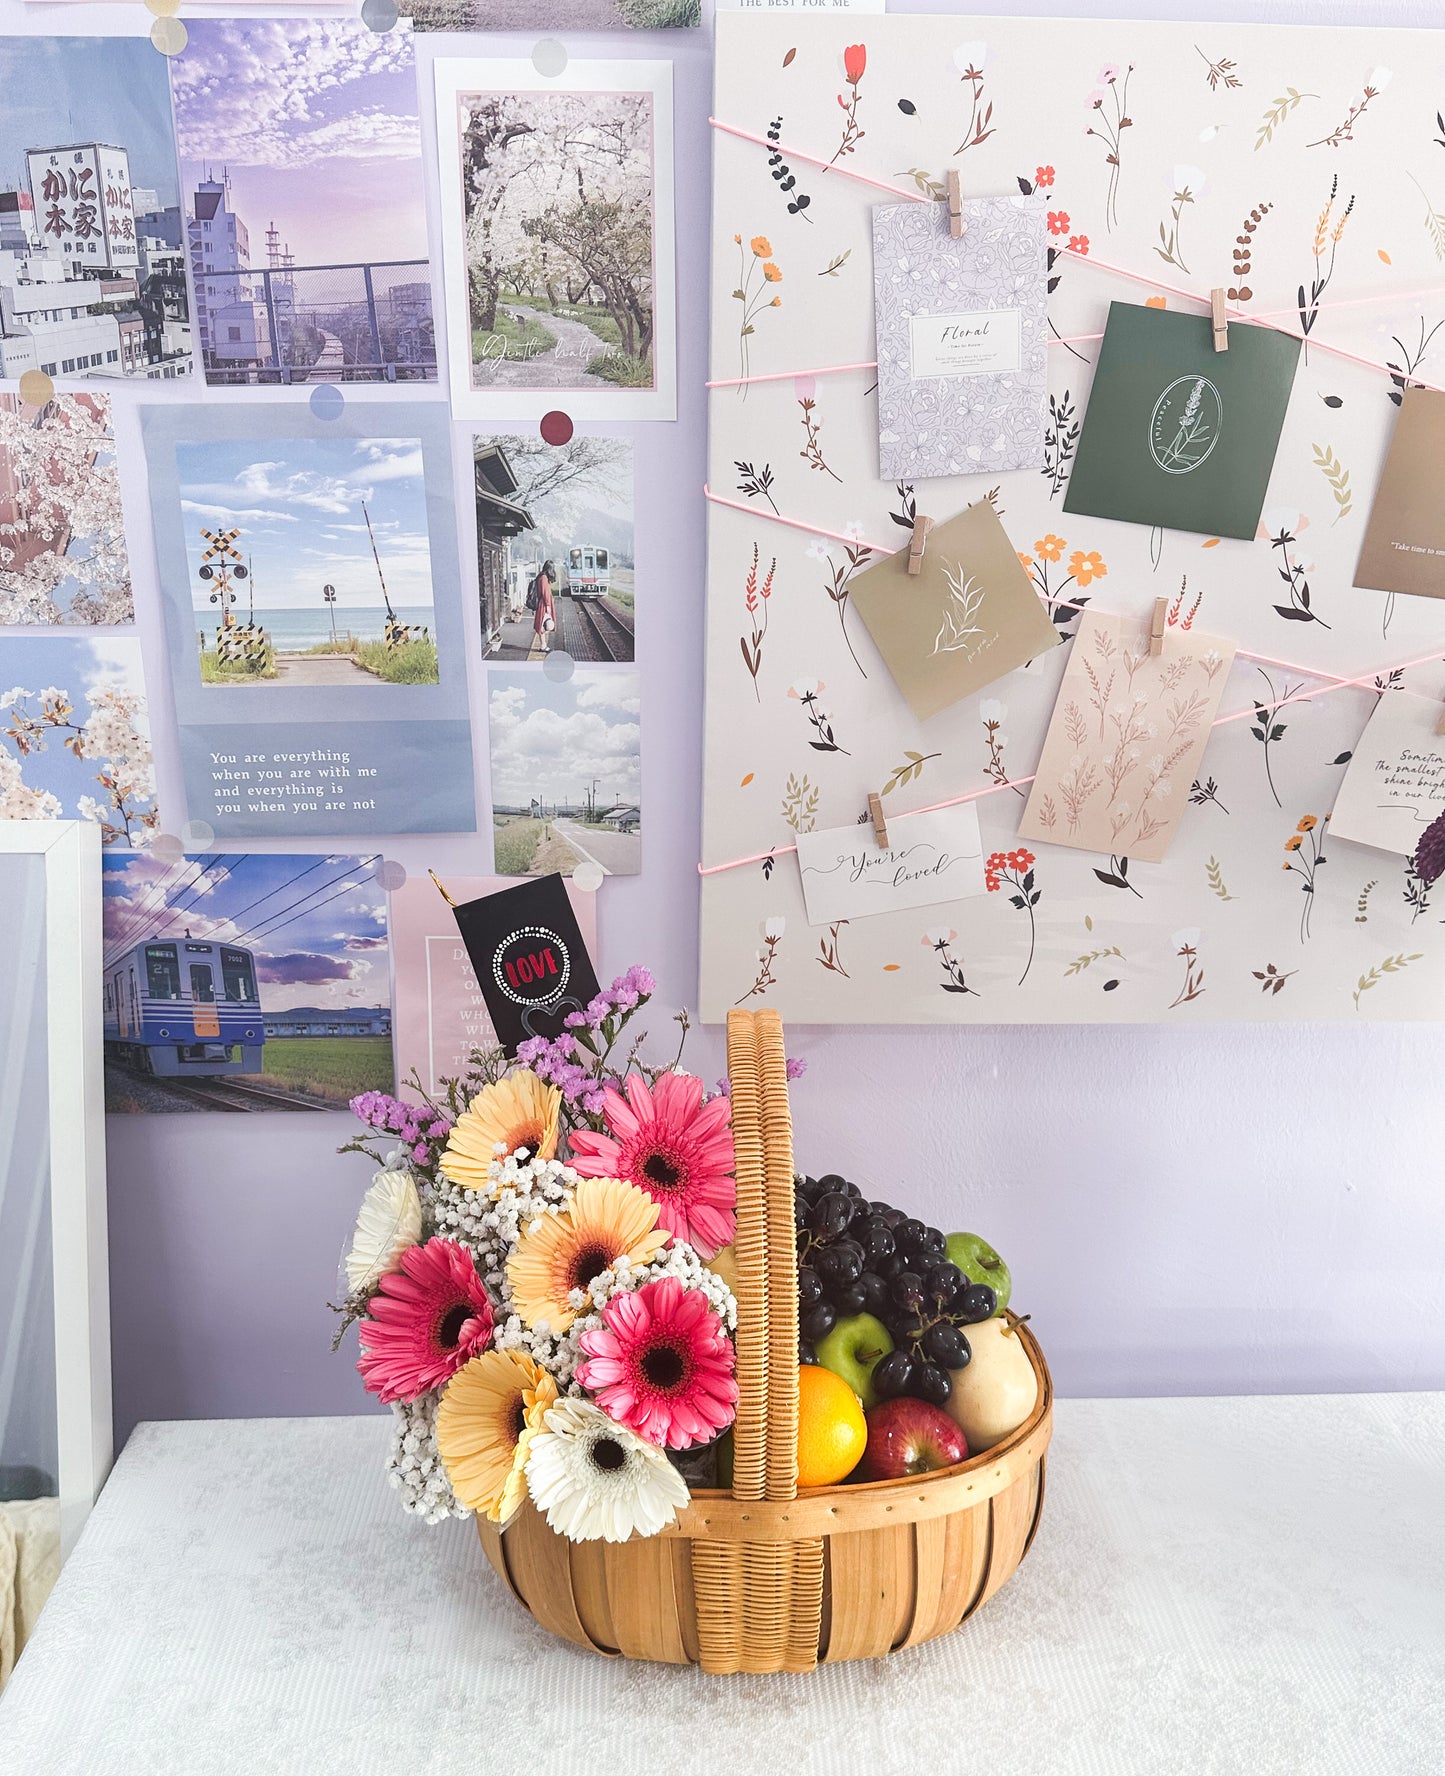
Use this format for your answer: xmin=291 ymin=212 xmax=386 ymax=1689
xmin=570 ymin=596 xmax=634 ymax=663
xmin=110 ymin=1064 xmax=320 ymax=1112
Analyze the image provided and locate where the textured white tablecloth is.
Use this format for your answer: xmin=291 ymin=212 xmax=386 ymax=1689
xmin=0 ymin=1395 xmax=1441 ymax=1776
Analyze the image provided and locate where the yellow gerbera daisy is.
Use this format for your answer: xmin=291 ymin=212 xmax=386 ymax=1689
xmin=507 ymin=1177 xmax=669 ymax=1333
xmin=440 ymin=1071 xmax=561 ymax=1189
xmin=437 ymin=1349 xmax=558 ymax=1524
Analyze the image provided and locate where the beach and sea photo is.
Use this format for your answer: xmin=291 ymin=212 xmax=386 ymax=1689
xmin=175 ymin=435 xmax=439 ymax=687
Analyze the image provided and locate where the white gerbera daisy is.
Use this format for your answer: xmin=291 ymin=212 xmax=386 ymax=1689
xmin=525 ymin=1398 xmax=689 ymax=1543
xmin=345 ymin=1168 xmax=423 ymax=1294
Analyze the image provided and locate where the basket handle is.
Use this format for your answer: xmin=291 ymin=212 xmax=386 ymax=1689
xmin=725 ymin=1008 xmax=799 ymax=1504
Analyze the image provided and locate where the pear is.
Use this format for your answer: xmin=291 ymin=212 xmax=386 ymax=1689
xmin=943 ymin=1317 xmax=1039 ymax=1451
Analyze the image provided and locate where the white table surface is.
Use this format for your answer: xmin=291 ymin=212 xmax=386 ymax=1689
xmin=0 ymin=1395 xmax=1441 ymax=1776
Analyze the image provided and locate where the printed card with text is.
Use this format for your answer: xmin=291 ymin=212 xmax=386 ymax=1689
xmin=1018 ymin=610 xmax=1237 ymax=862
xmin=849 ymin=501 xmax=1060 ymax=720
xmin=450 ymin=873 xmax=601 ymax=1053
xmin=1327 ymin=692 xmax=1445 ymax=858
xmin=873 ymin=195 xmax=1047 ymax=482
xmin=1354 ymin=388 xmax=1445 ymax=600
xmin=390 ymin=874 xmax=598 ymax=1096
xmin=795 ymin=804 xmax=985 ymax=925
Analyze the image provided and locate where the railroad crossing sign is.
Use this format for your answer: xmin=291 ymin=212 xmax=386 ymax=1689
xmin=197 ymin=523 xmax=247 ymax=626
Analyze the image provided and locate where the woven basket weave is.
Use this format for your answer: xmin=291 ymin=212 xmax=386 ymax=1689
xmin=476 ymin=1007 xmax=1053 ymax=1672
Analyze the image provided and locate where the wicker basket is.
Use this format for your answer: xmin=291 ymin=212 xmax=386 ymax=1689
xmin=476 ymin=1008 xmax=1053 ymax=1672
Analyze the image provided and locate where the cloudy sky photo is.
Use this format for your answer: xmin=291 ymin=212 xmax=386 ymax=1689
xmin=176 ymin=436 xmax=434 ymax=616
xmin=489 ymin=669 xmax=641 ymax=810
xmin=101 ymin=852 xmax=390 ymax=1014
xmin=170 ymin=19 xmax=427 ymax=266
xmin=0 ymin=38 xmax=180 ymax=207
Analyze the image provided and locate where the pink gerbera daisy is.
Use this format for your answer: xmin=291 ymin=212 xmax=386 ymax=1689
xmin=575 ymin=1276 xmax=738 ymax=1450
xmin=569 ymin=1072 xmax=735 ymax=1259
xmin=357 ymin=1237 xmax=495 ymax=1404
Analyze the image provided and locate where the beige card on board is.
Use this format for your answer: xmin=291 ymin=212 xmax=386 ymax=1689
xmin=1327 ymin=691 xmax=1445 ymax=857
xmin=1018 ymin=609 xmax=1236 ymax=862
xmin=849 ymin=502 xmax=1060 ymax=721
xmin=1354 ymin=388 xmax=1445 ymax=599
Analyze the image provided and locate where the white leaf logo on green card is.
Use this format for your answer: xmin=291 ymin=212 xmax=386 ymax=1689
xmin=1149 ymin=375 xmax=1223 ymax=476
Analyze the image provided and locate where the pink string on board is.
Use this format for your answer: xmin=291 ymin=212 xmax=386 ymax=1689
xmin=709 ymin=117 xmax=922 ymax=199
xmin=699 ymin=116 xmax=1445 ymax=881
xmin=709 ymin=113 xmax=1445 ymax=398
xmin=697 ymin=648 xmax=1445 ymax=878
xmin=705 ymin=328 xmax=1108 ymax=391
xmin=701 ymin=482 xmax=1428 ymax=694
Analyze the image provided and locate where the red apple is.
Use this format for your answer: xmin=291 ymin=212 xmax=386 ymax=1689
xmin=858 ymin=1397 xmax=968 ymax=1481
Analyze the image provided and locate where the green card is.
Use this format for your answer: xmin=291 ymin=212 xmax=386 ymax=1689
xmin=1063 ymin=302 xmax=1301 ymax=540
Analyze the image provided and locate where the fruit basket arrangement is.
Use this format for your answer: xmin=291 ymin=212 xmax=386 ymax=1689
xmin=333 ymin=971 xmax=1051 ymax=1674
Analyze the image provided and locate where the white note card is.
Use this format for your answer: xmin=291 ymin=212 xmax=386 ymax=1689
xmin=1328 ymin=691 xmax=1445 ymax=858
xmin=794 ymin=805 xmax=986 ymax=926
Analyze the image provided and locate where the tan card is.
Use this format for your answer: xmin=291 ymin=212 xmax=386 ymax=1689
xmin=849 ymin=502 xmax=1060 ymax=721
xmin=1018 ymin=609 xmax=1236 ymax=862
xmin=1354 ymin=388 xmax=1445 ymax=599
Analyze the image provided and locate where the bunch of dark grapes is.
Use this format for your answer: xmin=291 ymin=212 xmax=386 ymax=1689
xmin=795 ymin=1173 xmax=996 ymax=1406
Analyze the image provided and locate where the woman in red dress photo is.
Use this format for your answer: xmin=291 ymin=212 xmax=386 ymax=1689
xmin=532 ymin=558 xmax=557 ymax=653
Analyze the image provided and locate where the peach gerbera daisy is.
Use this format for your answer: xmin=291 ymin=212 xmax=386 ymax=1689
xmin=507 ymin=1177 xmax=670 ymax=1333
xmin=437 ymin=1348 xmax=558 ymax=1524
xmin=440 ymin=1070 xmax=561 ymax=1189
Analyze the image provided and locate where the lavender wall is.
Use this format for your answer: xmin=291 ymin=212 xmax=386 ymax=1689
xmin=99 ymin=0 xmax=1445 ymax=1449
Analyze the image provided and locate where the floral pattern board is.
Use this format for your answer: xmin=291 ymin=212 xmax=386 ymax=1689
xmin=873 ymin=195 xmax=1049 ymax=481
xmin=1017 ymin=610 xmax=1236 ymax=862
xmin=701 ymin=13 xmax=1445 ymax=1022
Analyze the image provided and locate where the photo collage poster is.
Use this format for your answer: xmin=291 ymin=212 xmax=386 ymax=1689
xmin=0 ymin=18 xmax=679 ymax=1117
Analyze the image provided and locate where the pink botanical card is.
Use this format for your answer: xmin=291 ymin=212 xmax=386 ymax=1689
xmin=389 ymin=874 xmax=597 ymax=1098
xmin=1018 ymin=610 xmax=1236 ymax=862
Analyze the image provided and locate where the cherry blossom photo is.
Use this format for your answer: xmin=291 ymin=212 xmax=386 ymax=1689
xmin=0 ymin=394 xmax=130 ymax=626
xmin=0 ymin=634 xmax=157 ymax=844
xmin=436 ymin=60 xmax=675 ymax=422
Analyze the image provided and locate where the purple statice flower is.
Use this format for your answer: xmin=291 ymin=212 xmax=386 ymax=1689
xmin=517 ymin=1031 xmax=604 ymax=1110
xmin=561 ymin=964 xmax=657 ymax=1033
xmin=350 ymin=1090 xmax=451 ymax=1154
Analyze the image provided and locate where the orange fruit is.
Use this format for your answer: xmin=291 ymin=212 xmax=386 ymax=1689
xmin=796 ymin=1364 xmax=866 ymax=1488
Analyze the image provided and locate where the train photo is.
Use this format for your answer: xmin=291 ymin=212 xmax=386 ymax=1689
xmin=562 ymin=545 xmax=610 ymax=601
xmin=103 ymin=935 xmax=264 ymax=1077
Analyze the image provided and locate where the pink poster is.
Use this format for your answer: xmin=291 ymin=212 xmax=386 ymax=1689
xmin=389 ymin=875 xmax=598 ymax=1099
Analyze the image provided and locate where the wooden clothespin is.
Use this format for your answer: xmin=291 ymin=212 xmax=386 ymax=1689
xmin=946 ymin=170 xmax=964 ymax=240
xmin=867 ymin=792 xmax=890 ymax=848
xmin=1149 ymin=597 xmax=1168 ymax=657
xmin=907 ymin=512 xmax=934 ymax=576
xmin=1210 ymin=287 xmax=1229 ymax=353
xmin=1435 ymin=704 xmax=1445 ymax=738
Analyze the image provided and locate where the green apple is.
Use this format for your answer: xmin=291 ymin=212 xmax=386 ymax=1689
xmin=815 ymin=1312 xmax=894 ymax=1409
xmin=944 ymin=1232 xmax=1012 ymax=1315
xmin=941 ymin=1317 xmax=1038 ymax=1451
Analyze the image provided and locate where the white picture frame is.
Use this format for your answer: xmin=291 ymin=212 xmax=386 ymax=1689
xmin=0 ymin=821 xmax=111 ymax=1559
xmin=433 ymin=57 xmax=676 ymax=424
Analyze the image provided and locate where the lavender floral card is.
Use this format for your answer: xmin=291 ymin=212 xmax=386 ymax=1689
xmin=873 ymin=195 xmax=1048 ymax=482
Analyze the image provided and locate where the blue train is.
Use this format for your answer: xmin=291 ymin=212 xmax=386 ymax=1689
xmin=103 ymin=937 xmax=264 ymax=1077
